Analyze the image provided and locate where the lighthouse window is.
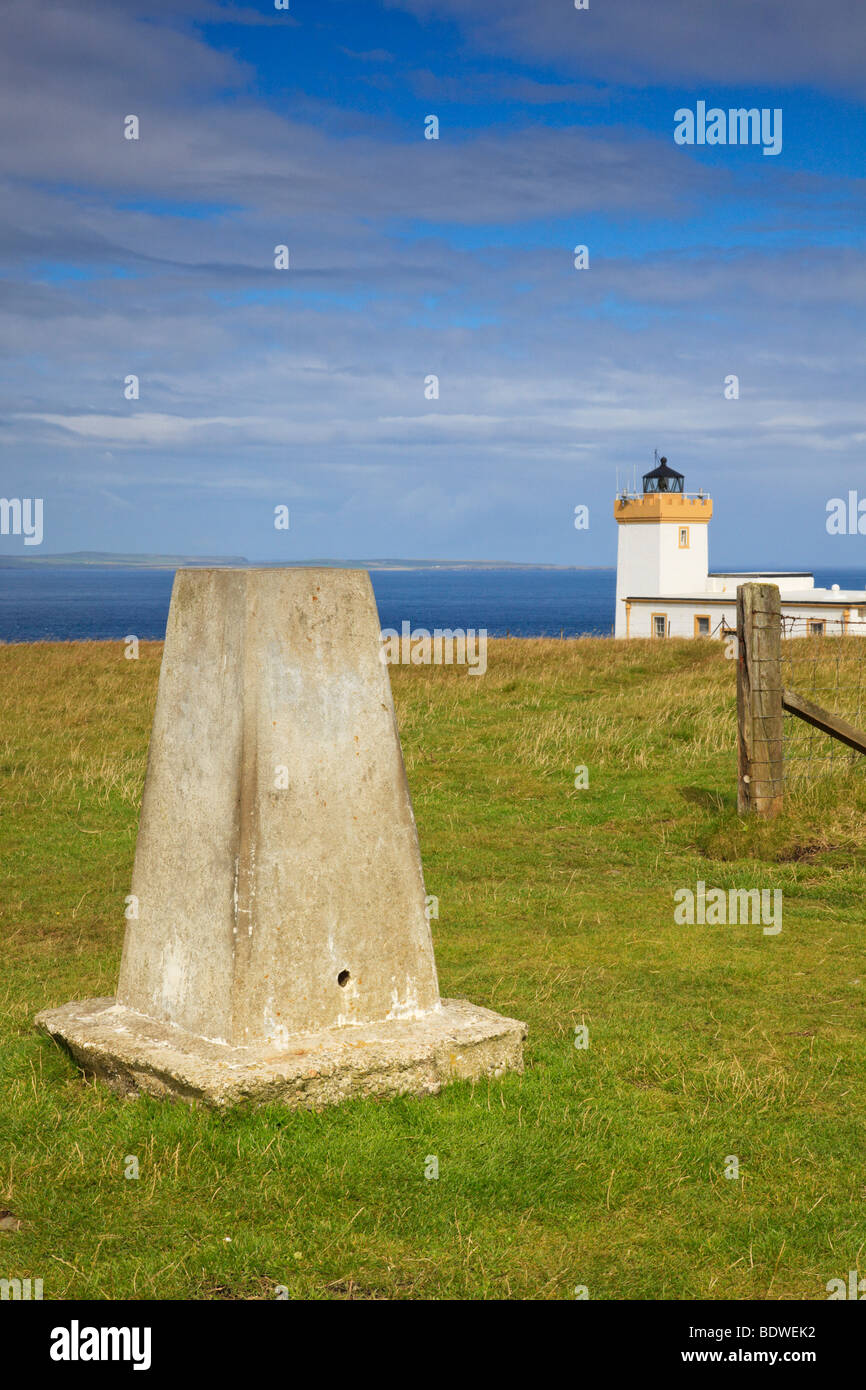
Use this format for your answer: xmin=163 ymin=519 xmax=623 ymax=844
xmin=694 ymin=615 xmax=711 ymax=637
xmin=807 ymin=620 xmax=825 ymax=636
xmin=652 ymin=613 xmax=667 ymax=638
xmin=678 ymin=527 xmax=690 ymax=548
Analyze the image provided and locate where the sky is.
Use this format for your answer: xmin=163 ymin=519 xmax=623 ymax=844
xmin=2 ymin=0 xmax=866 ymax=566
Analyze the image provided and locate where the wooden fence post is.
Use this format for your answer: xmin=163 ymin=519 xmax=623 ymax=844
xmin=737 ymin=582 xmax=783 ymax=816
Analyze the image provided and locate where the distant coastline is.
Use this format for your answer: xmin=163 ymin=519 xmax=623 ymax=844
xmin=0 ymin=552 xmax=615 ymax=572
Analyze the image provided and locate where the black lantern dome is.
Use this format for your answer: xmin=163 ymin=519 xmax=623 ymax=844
xmin=642 ymin=456 xmax=684 ymax=494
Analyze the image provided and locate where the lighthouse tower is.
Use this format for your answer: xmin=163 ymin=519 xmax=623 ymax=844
xmin=613 ymin=457 xmax=712 ymax=637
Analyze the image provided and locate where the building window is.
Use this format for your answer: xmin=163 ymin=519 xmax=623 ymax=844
xmin=694 ymin=615 xmax=711 ymax=637
xmin=807 ymin=620 xmax=825 ymax=636
xmin=652 ymin=613 xmax=667 ymax=639
xmin=678 ymin=527 xmax=690 ymax=548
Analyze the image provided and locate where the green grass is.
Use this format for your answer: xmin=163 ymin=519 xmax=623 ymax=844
xmin=1 ymin=637 xmax=865 ymax=1300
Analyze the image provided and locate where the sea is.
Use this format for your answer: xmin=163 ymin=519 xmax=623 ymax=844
xmin=0 ymin=564 xmax=860 ymax=644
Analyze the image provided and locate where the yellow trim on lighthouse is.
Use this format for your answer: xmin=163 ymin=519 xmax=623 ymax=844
xmin=613 ymin=495 xmax=713 ymax=524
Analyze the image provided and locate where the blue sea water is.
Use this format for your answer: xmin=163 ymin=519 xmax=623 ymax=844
xmin=0 ymin=565 xmax=617 ymax=643
xmin=0 ymin=564 xmax=861 ymax=644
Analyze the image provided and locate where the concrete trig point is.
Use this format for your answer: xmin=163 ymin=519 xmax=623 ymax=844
xmin=37 ymin=569 xmax=525 ymax=1108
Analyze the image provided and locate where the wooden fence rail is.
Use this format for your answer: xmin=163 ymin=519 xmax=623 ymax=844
xmin=781 ymin=688 xmax=866 ymax=756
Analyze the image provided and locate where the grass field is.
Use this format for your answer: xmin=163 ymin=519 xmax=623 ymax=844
xmin=2 ymin=636 xmax=865 ymax=1300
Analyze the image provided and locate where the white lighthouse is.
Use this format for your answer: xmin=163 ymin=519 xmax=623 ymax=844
xmin=613 ymin=456 xmax=866 ymax=639
xmin=614 ymin=457 xmax=712 ymax=637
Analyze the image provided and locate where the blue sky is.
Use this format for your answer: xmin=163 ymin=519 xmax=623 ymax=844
xmin=2 ymin=0 xmax=866 ymax=566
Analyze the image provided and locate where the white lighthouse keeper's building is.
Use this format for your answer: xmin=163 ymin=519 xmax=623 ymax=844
xmin=614 ymin=457 xmax=866 ymax=639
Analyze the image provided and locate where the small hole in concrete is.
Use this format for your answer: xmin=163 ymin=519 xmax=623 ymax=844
xmin=337 ymin=970 xmax=351 ymax=988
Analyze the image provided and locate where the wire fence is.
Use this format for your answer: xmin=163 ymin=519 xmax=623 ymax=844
xmin=780 ymin=615 xmax=866 ymax=784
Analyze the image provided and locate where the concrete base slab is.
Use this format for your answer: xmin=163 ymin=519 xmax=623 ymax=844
xmin=36 ymin=997 xmax=527 ymax=1110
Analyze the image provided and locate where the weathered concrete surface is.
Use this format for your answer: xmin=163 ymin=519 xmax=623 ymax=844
xmin=36 ymin=996 xmax=527 ymax=1109
xmin=118 ymin=567 xmax=440 ymax=1043
xmin=37 ymin=568 xmax=526 ymax=1107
